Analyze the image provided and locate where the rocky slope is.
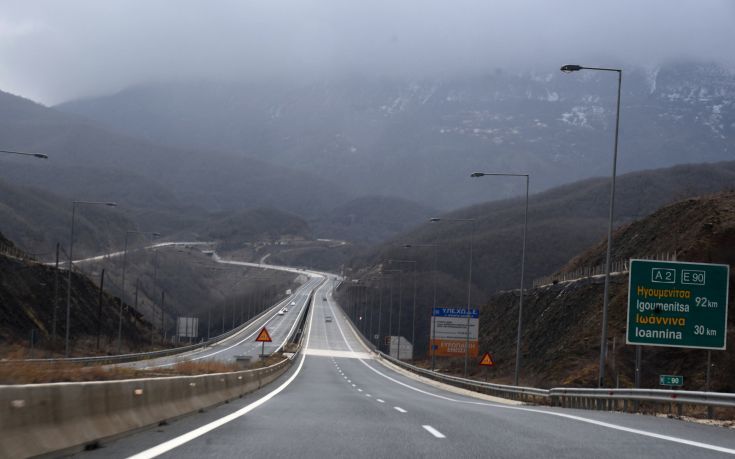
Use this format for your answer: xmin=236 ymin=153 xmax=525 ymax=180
xmin=478 ymin=192 xmax=735 ymax=389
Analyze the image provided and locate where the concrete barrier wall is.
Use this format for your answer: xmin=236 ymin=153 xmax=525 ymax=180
xmin=0 ymin=359 xmax=291 ymax=458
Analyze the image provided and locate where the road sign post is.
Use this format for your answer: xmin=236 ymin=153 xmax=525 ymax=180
xmin=255 ymin=326 xmax=272 ymax=358
xmin=479 ymin=352 xmax=494 ymax=381
xmin=659 ymin=374 xmax=683 ymax=387
xmin=430 ymin=308 xmax=479 ymax=358
xmin=627 ymin=259 xmax=729 ymax=350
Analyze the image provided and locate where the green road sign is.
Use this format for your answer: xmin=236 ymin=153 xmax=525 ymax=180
xmin=627 ymin=259 xmax=729 ymax=350
xmin=659 ymin=374 xmax=684 ymax=386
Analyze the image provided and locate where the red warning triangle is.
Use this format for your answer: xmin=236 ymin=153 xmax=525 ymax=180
xmin=255 ymin=327 xmax=272 ymax=342
xmin=479 ymin=352 xmax=494 ymax=367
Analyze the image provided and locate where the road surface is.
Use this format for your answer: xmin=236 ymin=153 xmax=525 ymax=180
xmin=119 ymin=276 xmax=322 ymax=369
xmin=76 ymin=277 xmax=735 ymax=458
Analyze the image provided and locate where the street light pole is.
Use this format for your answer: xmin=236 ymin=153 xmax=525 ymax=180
xmin=561 ymin=64 xmax=622 ymax=387
xmin=387 ymin=259 xmax=416 ymax=360
xmin=471 ymin=172 xmax=529 ymax=385
xmin=65 ymin=200 xmax=117 ymax=357
xmin=118 ymin=230 xmax=160 ymax=354
xmin=404 ymin=243 xmax=439 ymax=369
xmin=381 ymin=268 xmax=402 ymax=355
xmin=430 ymin=218 xmax=476 ymax=377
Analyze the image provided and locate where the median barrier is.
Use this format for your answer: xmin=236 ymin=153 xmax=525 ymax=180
xmin=0 ymin=358 xmax=290 ymax=458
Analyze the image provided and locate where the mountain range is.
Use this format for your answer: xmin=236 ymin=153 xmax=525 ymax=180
xmin=57 ymin=61 xmax=735 ymax=210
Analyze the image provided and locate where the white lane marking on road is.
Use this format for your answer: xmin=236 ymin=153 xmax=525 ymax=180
xmin=351 ymin=384 xmax=356 ymax=387
xmin=377 ymin=399 xmax=385 ymax=403
xmin=366 ymin=394 xmax=371 ymax=397
xmin=357 ymin=388 xmax=363 ymax=392
xmin=394 ymin=406 xmax=407 ymax=413
xmin=327 ymin=292 xmax=735 ymax=456
xmin=125 ymin=280 xmax=325 ymax=459
xmin=422 ymin=425 xmax=446 ymax=439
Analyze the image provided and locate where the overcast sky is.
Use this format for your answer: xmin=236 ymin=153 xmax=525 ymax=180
xmin=1 ymin=0 xmax=733 ymax=105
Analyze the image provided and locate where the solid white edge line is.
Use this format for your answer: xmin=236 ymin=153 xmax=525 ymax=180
xmin=125 ymin=279 xmax=325 ymax=459
xmin=327 ymin=291 xmax=735 ymax=456
xmin=422 ymin=425 xmax=446 ymax=439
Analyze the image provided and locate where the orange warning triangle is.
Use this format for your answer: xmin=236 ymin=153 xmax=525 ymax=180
xmin=255 ymin=327 xmax=272 ymax=342
xmin=479 ymin=352 xmax=494 ymax=366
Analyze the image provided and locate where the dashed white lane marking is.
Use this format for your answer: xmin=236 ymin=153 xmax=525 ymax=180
xmin=347 ymin=380 xmax=352 ymax=383
xmin=366 ymin=394 xmax=371 ymax=397
xmin=422 ymin=425 xmax=446 ymax=439
xmin=357 ymin=389 xmax=363 ymax=392
xmin=394 ymin=406 xmax=407 ymax=413
xmin=352 ymin=384 xmax=356 ymax=387
xmin=377 ymin=399 xmax=385 ymax=403
xmin=326 ymin=290 xmax=735 ymax=457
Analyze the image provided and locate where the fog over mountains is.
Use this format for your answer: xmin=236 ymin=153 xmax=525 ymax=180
xmin=57 ymin=61 xmax=735 ymax=210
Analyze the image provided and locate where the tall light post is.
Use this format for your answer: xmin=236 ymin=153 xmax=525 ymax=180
xmin=65 ymin=200 xmax=117 ymax=357
xmin=0 ymin=149 xmax=48 ymax=159
xmin=430 ymin=217 xmax=476 ymax=377
xmin=561 ymin=64 xmax=622 ymax=388
xmin=387 ymin=259 xmax=416 ymax=360
xmin=381 ymin=268 xmax=402 ymax=355
xmin=471 ymin=172 xmax=529 ymax=386
xmin=118 ymin=230 xmax=160 ymax=354
xmin=403 ymin=243 xmax=439 ymax=367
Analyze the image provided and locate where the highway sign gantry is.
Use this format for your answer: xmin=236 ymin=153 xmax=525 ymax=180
xmin=627 ymin=259 xmax=729 ymax=350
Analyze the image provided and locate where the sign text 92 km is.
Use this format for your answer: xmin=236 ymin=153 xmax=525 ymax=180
xmin=627 ymin=259 xmax=729 ymax=350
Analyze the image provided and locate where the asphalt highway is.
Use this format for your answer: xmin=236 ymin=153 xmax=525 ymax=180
xmin=77 ymin=277 xmax=735 ymax=458
xmin=120 ymin=276 xmax=322 ymax=370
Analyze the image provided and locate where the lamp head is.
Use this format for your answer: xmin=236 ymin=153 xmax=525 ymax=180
xmin=470 ymin=172 xmax=485 ymax=178
xmin=429 ymin=217 xmax=441 ymax=222
xmin=33 ymin=153 xmax=49 ymax=159
xmin=561 ymin=64 xmax=583 ymax=73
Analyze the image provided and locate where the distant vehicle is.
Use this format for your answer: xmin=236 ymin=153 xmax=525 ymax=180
xmin=322 ymin=297 xmax=327 ymax=301
xmin=277 ymin=310 xmax=285 ymax=316
xmin=291 ymin=301 xmax=296 ymax=306
xmin=325 ymin=316 xmax=332 ymax=322
xmin=283 ymin=307 xmax=289 ymax=312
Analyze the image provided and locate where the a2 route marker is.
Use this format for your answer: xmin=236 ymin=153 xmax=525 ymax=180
xmin=256 ymin=327 xmax=272 ymax=358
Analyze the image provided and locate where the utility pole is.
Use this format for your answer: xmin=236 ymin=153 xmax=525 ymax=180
xmin=96 ymin=269 xmax=105 ymax=351
xmin=52 ymin=243 xmax=60 ymax=349
xmin=161 ymin=290 xmax=166 ymax=344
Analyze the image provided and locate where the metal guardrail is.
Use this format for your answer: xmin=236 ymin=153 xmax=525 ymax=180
xmin=3 ymin=287 xmax=302 ymax=366
xmin=376 ymin=351 xmax=735 ymax=417
xmin=378 ymin=351 xmax=547 ymax=402
xmin=0 ymin=243 xmax=36 ymax=262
